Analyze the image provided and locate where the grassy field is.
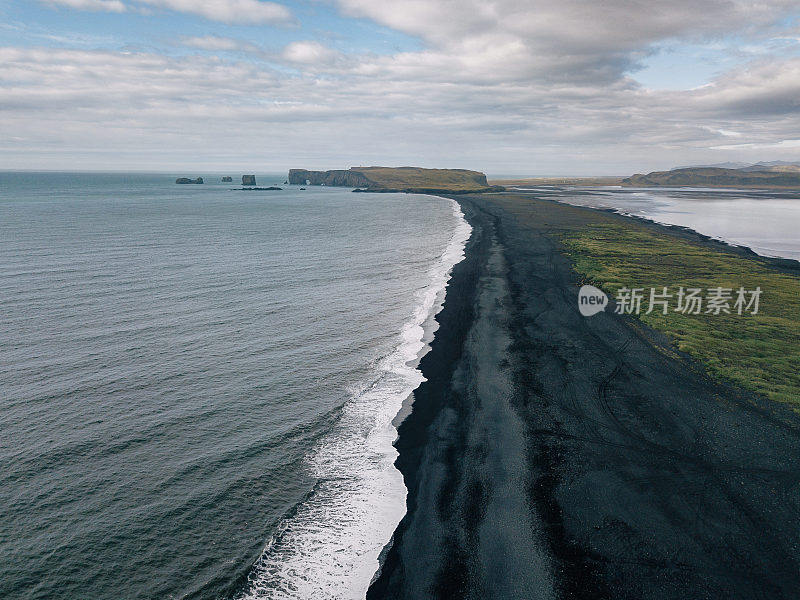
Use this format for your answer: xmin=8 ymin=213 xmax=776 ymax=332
xmin=562 ymin=222 xmax=800 ymax=406
xmin=353 ymin=166 xmax=491 ymax=191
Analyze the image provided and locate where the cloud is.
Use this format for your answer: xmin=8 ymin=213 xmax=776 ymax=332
xmin=41 ymin=0 xmax=293 ymax=24
xmin=332 ymin=0 xmax=798 ymax=83
xmin=180 ymin=37 xmax=344 ymax=67
xmin=181 ymin=35 xmax=258 ymax=52
xmin=41 ymin=0 xmax=126 ymax=12
xmin=712 ymin=139 xmax=800 ymax=150
xmin=6 ymin=1 xmax=800 ymax=172
xmin=691 ymin=58 xmax=800 ymax=117
xmin=137 ymin=0 xmax=292 ymax=24
xmin=700 ymin=126 xmax=743 ymax=137
xmin=281 ymin=41 xmax=341 ymax=65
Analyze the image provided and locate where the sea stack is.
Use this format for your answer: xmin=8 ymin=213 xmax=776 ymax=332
xmin=221 ymin=176 xmax=233 ymax=182
xmin=242 ymin=175 xmax=256 ymax=186
xmin=176 ymin=177 xmax=203 ymax=184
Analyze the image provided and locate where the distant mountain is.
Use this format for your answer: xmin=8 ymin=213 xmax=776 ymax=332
xmin=623 ymin=167 xmax=800 ymax=188
xmin=673 ymin=162 xmax=749 ymax=170
xmin=739 ymin=161 xmax=800 ymax=173
xmin=673 ymin=160 xmax=800 ymax=173
xmin=745 ymin=160 xmax=800 ymax=168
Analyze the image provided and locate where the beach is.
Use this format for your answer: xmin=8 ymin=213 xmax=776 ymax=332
xmin=368 ymin=192 xmax=800 ymax=599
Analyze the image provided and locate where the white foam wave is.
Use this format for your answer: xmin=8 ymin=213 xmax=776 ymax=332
xmin=235 ymin=198 xmax=471 ymax=600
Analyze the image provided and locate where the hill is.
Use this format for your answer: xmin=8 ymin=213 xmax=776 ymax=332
xmin=288 ymin=166 xmax=502 ymax=193
xmin=623 ymin=166 xmax=800 ymax=188
xmin=740 ymin=162 xmax=800 ymax=173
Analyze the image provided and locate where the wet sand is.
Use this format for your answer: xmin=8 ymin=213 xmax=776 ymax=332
xmin=368 ymin=192 xmax=800 ymax=599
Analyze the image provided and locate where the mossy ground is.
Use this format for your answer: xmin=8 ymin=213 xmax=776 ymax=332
xmin=355 ymin=167 xmax=489 ymax=191
xmin=562 ymin=222 xmax=800 ymax=406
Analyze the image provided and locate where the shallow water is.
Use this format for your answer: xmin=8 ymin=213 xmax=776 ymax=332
xmin=528 ymin=185 xmax=800 ymax=261
xmin=0 ymin=172 xmax=469 ymax=600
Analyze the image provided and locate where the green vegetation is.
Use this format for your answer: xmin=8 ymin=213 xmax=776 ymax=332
xmin=288 ymin=166 xmax=498 ymax=192
xmin=623 ymin=166 xmax=800 ymax=188
xmin=353 ymin=166 xmax=490 ymax=191
xmin=562 ymin=223 xmax=800 ymax=405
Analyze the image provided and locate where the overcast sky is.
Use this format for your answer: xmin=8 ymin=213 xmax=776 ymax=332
xmin=2 ymin=0 xmax=800 ymax=175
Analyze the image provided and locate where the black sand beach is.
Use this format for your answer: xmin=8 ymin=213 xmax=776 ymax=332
xmin=368 ymin=193 xmax=800 ymax=599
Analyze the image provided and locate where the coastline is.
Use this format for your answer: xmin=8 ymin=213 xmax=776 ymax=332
xmin=235 ymin=195 xmax=471 ymax=600
xmin=549 ymin=187 xmax=800 ymax=265
xmin=586 ymin=203 xmax=800 ymax=275
xmin=368 ymin=192 xmax=800 ymax=599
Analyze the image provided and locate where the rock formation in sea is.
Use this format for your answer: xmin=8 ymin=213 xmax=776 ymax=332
xmin=175 ymin=177 xmax=203 ymax=184
xmin=288 ymin=169 xmax=371 ymax=188
xmin=242 ymin=175 xmax=257 ymax=186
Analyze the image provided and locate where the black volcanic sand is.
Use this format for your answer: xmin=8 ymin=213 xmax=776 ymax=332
xmin=368 ymin=193 xmax=800 ymax=600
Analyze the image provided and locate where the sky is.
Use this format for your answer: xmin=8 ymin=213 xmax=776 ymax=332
xmin=1 ymin=0 xmax=800 ymax=175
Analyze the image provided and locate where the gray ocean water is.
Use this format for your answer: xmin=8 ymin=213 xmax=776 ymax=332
xmin=0 ymin=173 xmax=470 ymax=600
xmin=531 ymin=185 xmax=800 ymax=261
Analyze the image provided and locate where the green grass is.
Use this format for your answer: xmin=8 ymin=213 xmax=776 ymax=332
xmin=353 ymin=166 xmax=489 ymax=191
xmin=562 ymin=223 xmax=800 ymax=406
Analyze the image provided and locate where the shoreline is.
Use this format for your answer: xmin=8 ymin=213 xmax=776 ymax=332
xmin=368 ymin=192 xmax=800 ymax=599
xmin=548 ymin=188 xmax=800 ymax=265
xmin=570 ymin=201 xmax=800 ymax=276
xmin=234 ymin=194 xmax=471 ymax=600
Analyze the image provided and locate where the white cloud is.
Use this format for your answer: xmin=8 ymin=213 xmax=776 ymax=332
xmin=712 ymin=139 xmax=800 ymax=150
xmin=7 ymin=1 xmax=800 ymax=171
xmin=41 ymin=0 xmax=293 ymax=24
xmin=41 ymin=0 xmax=126 ymax=12
xmin=281 ymin=41 xmax=340 ymax=65
xmin=330 ymin=0 xmax=800 ymax=87
xmin=137 ymin=0 xmax=292 ymax=24
xmin=701 ymin=126 xmax=743 ymax=137
xmin=182 ymin=35 xmax=258 ymax=52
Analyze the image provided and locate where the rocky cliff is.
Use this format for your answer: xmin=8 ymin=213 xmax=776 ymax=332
xmin=288 ymin=169 xmax=371 ymax=187
xmin=287 ymin=166 xmax=496 ymax=192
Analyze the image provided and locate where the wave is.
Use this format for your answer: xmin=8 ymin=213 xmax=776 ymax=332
xmin=234 ymin=198 xmax=472 ymax=600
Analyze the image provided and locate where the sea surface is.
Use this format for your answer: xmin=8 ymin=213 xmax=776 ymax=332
xmin=528 ymin=186 xmax=800 ymax=261
xmin=0 ymin=172 xmax=470 ymax=600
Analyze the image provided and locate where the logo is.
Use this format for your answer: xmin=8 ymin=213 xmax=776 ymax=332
xmin=578 ymin=284 xmax=608 ymax=316
xmin=577 ymin=284 xmax=762 ymax=317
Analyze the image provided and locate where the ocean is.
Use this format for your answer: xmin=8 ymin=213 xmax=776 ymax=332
xmin=530 ymin=185 xmax=800 ymax=261
xmin=0 ymin=172 xmax=470 ymax=600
